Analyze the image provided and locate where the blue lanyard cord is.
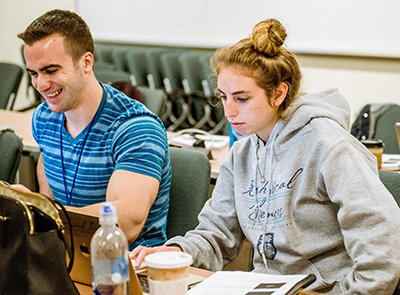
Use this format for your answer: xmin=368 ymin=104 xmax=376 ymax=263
xmin=60 ymin=107 xmax=101 ymax=206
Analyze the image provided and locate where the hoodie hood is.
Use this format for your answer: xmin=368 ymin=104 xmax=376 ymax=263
xmin=280 ymin=88 xmax=350 ymax=140
xmin=248 ymin=88 xmax=350 ymax=150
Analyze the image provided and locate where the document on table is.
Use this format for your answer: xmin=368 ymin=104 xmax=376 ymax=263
xmin=382 ymin=154 xmax=400 ymax=170
xmin=169 ymin=132 xmax=230 ymax=150
xmin=188 ymin=271 xmax=316 ymax=295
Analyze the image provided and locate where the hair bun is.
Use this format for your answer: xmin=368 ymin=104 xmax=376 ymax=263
xmin=251 ymin=19 xmax=287 ymax=57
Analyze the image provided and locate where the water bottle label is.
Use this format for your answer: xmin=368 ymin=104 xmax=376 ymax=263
xmin=112 ymin=257 xmax=129 ymax=281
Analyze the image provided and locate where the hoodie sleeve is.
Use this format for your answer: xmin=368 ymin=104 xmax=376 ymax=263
xmin=166 ymin=150 xmax=246 ymax=271
xmin=319 ymin=138 xmax=400 ymax=295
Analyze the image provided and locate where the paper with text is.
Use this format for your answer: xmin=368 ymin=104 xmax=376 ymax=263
xmin=188 ymin=271 xmax=315 ymax=295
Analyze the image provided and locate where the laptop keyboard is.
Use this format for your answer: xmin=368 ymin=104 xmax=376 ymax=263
xmin=137 ymin=273 xmax=150 ymax=293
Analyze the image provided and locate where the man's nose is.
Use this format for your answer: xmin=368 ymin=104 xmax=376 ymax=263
xmin=34 ymin=75 xmax=50 ymax=92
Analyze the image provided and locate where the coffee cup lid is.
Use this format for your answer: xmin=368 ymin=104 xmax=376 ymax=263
xmin=145 ymin=251 xmax=193 ymax=269
xmin=360 ymin=139 xmax=384 ymax=148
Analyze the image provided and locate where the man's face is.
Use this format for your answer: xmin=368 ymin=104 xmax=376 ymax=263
xmin=24 ymin=33 xmax=87 ymax=113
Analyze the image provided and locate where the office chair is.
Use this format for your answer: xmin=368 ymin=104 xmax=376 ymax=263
xmin=178 ymin=51 xmax=213 ymax=130
xmin=160 ymin=51 xmax=191 ymax=131
xmin=111 ymin=46 xmax=134 ymax=72
xmin=351 ymin=103 xmax=400 ymax=154
xmin=94 ymin=43 xmax=116 ymax=65
xmin=126 ymin=49 xmax=150 ymax=87
xmin=0 ymin=62 xmax=24 ymax=110
xmin=145 ymin=48 xmax=174 ymax=90
xmin=167 ymin=147 xmax=211 ymax=239
xmin=374 ymin=105 xmax=400 ymax=154
xmin=376 ymin=170 xmax=400 ymax=295
xmin=94 ymin=68 xmax=132 ymax=85
xmin=94 ymin=60 xmax=115 ymax=72
xmin=137 ymin=86 xmax=167 ymax=118
xmin=378 ymin=170 xmax=400 ymax=206
xmin=0 ymin=127 xmax=23 ymax=184
xmin=143 ymin=48 xmax=176 ymax=124
xmin=198 ymin=51 xmax=228 ymax=135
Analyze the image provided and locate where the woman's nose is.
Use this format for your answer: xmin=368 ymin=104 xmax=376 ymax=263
xmin=223 ymin=99 xmax=238 ymax=119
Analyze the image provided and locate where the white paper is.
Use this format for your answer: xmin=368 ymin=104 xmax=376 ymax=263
xmin=188 ymin=271 xmax=311 ymax=295
xmin=169 ymin=133 xmax=229 ymax=150
xmin=382 ymin=154 xmax=400 ymax=170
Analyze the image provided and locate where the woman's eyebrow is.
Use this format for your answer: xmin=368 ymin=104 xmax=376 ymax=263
xmin=217 ymin=88 xmax=250 ymax=95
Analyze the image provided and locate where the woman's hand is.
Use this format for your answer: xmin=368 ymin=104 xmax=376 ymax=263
xmin=130 ymin=245 xmax=183 ymax=268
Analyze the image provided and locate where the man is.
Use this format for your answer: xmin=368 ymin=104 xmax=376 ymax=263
xmin=17 ymin=9 xmax=171 ymax=249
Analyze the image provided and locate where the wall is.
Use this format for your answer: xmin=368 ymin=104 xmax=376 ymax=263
xmin=1 ymin=0 xmax=400 ymax=122
xmin=298 ymin=54 xmax=400 ymax=121
xmin=0 ymin=0 xmax=76 ymax=109
xmin=77 ymin=0 xmax=400 ymax=58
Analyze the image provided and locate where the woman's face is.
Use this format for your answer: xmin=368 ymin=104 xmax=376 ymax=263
xmin=217 ymin=66 xmax=285 ymax=142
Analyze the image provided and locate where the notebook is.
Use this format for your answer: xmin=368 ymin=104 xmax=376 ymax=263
xmin=60 ymin=208 xmax=207 ymax=295
xmin=187 ymin=271 xmax=316 ymax=295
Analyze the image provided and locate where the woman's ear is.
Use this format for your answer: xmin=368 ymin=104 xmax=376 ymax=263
xmin=272 ymin=82 xmax=288 ymax=107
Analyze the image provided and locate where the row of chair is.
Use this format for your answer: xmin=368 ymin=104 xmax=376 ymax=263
xmin=93 ymin=43 xmax=227 ymax=134
xmin=12 ymin=44 xmax=226 ymax=134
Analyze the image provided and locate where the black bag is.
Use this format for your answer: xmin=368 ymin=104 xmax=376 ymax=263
xmin=0 ymin=181 xmax=79 ymax=295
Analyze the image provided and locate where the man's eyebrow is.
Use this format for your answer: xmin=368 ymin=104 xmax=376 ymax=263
xmin=26 ymin=64 xmax=62 ymax=73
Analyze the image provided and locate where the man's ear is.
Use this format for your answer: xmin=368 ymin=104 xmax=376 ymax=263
xmin=81 ymin=52 xmax=94 ymax=72
xmin=271 ymin=82 xmax=288 ymax=107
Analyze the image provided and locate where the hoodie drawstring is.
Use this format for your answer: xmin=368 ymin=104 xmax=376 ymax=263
xmin=255 ymin=130 xmax=278 ymax=269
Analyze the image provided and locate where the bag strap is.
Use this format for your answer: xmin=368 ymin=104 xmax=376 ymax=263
xmin=0 ymin=181 xmax=76 ymax=273
xmin=54 ymin=200 xmax=75 ymax=274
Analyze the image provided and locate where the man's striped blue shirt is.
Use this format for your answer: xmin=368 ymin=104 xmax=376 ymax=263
xmin=32 ymin=83 xmax=171 ymax=248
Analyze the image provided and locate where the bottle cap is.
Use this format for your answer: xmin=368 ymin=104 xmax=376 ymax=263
xmin=99 ymin=202 xmax=118 ymax=225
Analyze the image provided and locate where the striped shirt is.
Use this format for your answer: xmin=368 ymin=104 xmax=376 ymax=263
xmin=32 ymin=83 xmax=171 ymax=248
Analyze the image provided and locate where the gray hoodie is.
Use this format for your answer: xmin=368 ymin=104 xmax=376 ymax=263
xmin=168 ymin=88 xmax=400 ymax=294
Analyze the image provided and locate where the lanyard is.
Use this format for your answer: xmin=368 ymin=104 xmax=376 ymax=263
xmin=60 ymin=106 xmax=101 ymax=206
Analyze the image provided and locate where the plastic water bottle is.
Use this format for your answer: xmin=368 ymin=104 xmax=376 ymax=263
xmin=91 ymin=202 xmax=129 ymax=295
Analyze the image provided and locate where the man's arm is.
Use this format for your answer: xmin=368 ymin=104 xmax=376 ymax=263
xmin=71 ymin=169 xmax=159 ymax=245
xmin=37 ymin=153 xmax=55 ymax=199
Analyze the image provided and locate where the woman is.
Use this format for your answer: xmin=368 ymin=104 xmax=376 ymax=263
xmin=131 ymin=19 xmax=400 ymax=294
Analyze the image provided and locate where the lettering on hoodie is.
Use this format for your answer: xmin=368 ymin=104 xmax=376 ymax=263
xmin=242 ymin=168 xmax=303 ymax=227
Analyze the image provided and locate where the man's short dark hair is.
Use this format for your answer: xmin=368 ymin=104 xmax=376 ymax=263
xmin=17 ymin=9 xmax=94 ymax=63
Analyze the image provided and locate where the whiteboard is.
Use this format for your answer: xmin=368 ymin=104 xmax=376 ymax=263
xmin=77 ymin=0 xmax=400 ymax=58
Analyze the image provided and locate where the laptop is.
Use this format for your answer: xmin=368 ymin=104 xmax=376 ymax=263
xmin=59 ymin=208 xmax=145 ymax=295
xmin=60 ymin=208 xmax=207 ymax=295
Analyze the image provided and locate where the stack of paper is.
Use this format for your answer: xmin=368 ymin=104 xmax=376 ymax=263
xmin=188 ymin=271 xmax=316 ymax=295
xmin=382 ymin=154 xmax=400 ymax=170
xmin=169 ymin=129 xmax=229 ymax=150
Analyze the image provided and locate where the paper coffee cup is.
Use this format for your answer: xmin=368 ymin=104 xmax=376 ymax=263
xmin=361 ymin=139 xmax=384 ymax=170
xmin=145 ymin=251 xmax=193 ymax=295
